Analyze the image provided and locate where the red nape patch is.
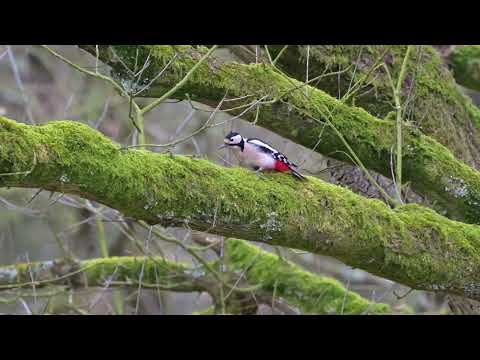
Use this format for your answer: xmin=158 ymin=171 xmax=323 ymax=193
xmin=274 ymin=160 xmax=291 ymax=172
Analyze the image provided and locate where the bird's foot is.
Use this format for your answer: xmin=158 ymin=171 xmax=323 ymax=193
xmin=255 ymin=168 xmax=267 ymax=180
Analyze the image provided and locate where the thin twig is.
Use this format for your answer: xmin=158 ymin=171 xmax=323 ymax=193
xmin=0 ymin=151 xmax=36 ymax=177
xmin=140 ymin=45 xmax=218 ymax=116
xmin=393 ymin=288 xmax=414 ymax=300
xmin=383 ymin=45 xmax=413 ymax=205
xmin=272 ymin=45 xmax=289 ymax=65
xmin=122 ymin=91 xmax=229 ymax=150
xmin=135 ymin=226 xmax=152 ymax=315
xmin=63 ymin=94 xmax=75 ymax=118
xmin=340 ymin=272 xmax=351 ymax=315
xmin=0 ymin=49 xmax=8 ymax=62
xmin=25 ymin=253 xmax=37 ymax=307
xmin=94 ymin=97 xmax=111 ymax=129
xmin=134 ymin=53 xmax=179 ymax=97
xmin=264 ymin=45 xmax=273 ymax=64
xmin=40 ymin=45 xmax=142 ymax=132
xmin=7 ymin=46 xmax=35 ymax=124
xmin=341 ymin=46 xmax=392 ymax=102
xmin=305 ymin=45 xmax=310 ymax=96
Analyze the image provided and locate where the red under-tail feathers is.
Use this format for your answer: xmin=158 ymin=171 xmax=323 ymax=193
xmin=274 ymin=160 xmax=307 ymax=181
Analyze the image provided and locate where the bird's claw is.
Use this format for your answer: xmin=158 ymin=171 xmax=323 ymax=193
xmin=255 ymin=169 xmax=266 ymax=179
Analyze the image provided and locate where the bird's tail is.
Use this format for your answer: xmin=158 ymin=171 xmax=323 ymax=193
xmin=290 ymin=168 xmax=307 ymax=181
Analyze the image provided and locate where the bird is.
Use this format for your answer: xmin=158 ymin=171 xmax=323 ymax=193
xmin=218 ymin=131 xmax=306 ymax=180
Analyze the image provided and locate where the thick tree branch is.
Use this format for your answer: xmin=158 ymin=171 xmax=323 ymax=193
xmin=78 ymin=45 xmax=480 ymax=224
xmin=2 ymin=116 xmax=480 ymax=301
xmin=268 ymin=45 xmax=480 ymax=169
xmin=224 ymin=239 xmax=394 ymax=314
xmin=0 ymin=236 xmax=391 ymax=314
xmin=269 ymin=45 xmax=480 ymax=315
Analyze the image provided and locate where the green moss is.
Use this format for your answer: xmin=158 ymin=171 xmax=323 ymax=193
xmin=192 ymin=307 xmax=215 ymax=315
xmin=0 ymin=255 xmax=201 ymax=292
xmin=1 ymin=251 xmax=393 ymax=314
xmin=75 ymin=45 xmax=480 ymax=227
xmin=225 ymin=239 xmax=391 ymax=314
xmin=270 ymin=45 xmax=480 ymax=169
xmin=451 ymin=45 xmax=480 ymax=92
xmin=82 ymin=256 xmax=194 ymax=289
xmin=79 ymin=45 xmax=480 ymax=225
xmin=2 ymin=116 xmax=480 ymax=299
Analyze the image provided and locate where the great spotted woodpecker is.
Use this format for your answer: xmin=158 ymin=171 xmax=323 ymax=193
xmin=218 ymin=131 xmax=306 ymax=180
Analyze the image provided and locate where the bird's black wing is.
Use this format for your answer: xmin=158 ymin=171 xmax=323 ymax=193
xmin=272 ymin=152 xmax=298 ymax=168
xmin=246 ymin=138 xmax=298 ymax=167
xmin=246 ymin=138 xmax=277 ymax=155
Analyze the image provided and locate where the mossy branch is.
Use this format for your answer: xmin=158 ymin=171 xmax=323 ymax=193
xmin=268 ymin=45 xmax=480 ymax=169
xmin=0 ymin=237 xmax=392 ymax=314
xmin=449 ymin=45 xmax=480 ymax=92
xmin=78 ymin=45 xmax=480 ymax=225
xmin=2 ymin=116 xmax=480 ymax=301
xmin=224 ymin=239 xmax=393 ymax=314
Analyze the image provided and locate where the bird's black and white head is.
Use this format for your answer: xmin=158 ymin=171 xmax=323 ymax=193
xmin=224 ymin=131 xmax=243 ymax=146
xmin=219 ymin=131 xmax=245 ymax=150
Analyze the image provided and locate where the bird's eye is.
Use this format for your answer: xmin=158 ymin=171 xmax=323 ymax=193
xmin=229 ymin=138 xmax=233 ymax=141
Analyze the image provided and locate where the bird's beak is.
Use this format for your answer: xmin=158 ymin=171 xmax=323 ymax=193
xmin=217 ymin=144 xmax=227 ymax=150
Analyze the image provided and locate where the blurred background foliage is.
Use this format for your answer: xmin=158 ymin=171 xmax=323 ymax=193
xmin=0 ymin=45 xmax=466 ymax=314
